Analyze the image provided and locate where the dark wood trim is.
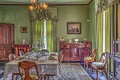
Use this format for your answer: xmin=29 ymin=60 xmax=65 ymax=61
xmin=88 ymin=0 xmax=93 ymax=5
xmin=0 ymin=4 xmax=89 ymax=6
xmin=49 ymin=4 xmax=88 ymax=6
xmin=0 ymin=0 xmax=92 ymax=6
xmin=0 ymin=4 xmax=29 ymax=6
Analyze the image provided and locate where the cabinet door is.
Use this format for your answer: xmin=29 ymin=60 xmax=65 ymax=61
xmin=0 ymin=23 xmax=14 ymax=60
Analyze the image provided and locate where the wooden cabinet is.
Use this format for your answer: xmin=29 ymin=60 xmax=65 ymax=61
xmin=59 ymin=41 xmax=91 ymax=62
xmin=14 ymin=44 xmax=31 ymax=57
xmin=0 ymin=23 xmax=14 ymax=61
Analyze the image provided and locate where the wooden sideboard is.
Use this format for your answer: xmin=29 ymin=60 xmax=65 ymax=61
xmin=14 ymin=44 xmax=31 ymax=57
xmin=59 ymin=41 xmax=91 ymax=62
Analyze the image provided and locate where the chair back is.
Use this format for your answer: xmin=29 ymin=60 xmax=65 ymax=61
xmin=8 ymin=54 xmax=16 ymax=61
xmin=90 ymin=49 xmax=97 ymax=59
xmin=99 ymin=52 xmax=109 ymax=67
xmin=19 ymin=50 xmax=24 ymax=56
xmin=41 ymin=49 xmax=49 ymax=52
xmin=58 ymin=51 xmax=64 ymax=63
xmin=18 ymin=61 xmax=40 ymax=80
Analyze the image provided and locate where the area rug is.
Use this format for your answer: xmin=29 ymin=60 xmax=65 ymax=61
xmin=0 ymin=63 xmax=93 ymax=80
xmin=59 ymin=63 xmax=93 ymax=80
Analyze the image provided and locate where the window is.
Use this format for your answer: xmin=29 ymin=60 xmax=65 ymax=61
xmin=103 ymin=11 xmax=106 ymax=52
xmin=43 ymin=20 xmax=47 ymax=49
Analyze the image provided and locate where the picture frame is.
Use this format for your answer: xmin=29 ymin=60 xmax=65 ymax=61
xmin=67 ymin=22 xmax=81 ymax=34
xmin=20 ymin=27 xmax=27 ymax=33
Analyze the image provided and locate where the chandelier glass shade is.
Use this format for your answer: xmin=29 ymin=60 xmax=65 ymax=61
xmin=29 ymin=0 xmax=51 ymax=20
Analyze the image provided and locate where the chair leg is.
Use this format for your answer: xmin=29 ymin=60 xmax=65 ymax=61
xmin=96 ymin=69 xmax=98 ymax=80
xmin=12 ymin=74 xmax=14 ymax=80
xmin=104 ymin=70 xmax=108 ymax=80
xmin=84 ymin=60 xmax=86 ymax=67
xmin=92 ymin=68 xmax=93 ymax=74
xmin=86 ymin=61 xmax=88 ymax=69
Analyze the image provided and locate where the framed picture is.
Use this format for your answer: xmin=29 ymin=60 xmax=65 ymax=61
xmin=20 ymin=27 xmax=27 ymax=33
xmin=67 ymin=22 xmax=81 ymax=34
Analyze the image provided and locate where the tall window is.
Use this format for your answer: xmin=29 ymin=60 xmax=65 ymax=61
xmin=103 ymin=11 xmax=106 ymax=52
xmin=43 ymin=20 xmax=47 ymax=49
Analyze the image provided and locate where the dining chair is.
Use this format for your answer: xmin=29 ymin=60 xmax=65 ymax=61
xmin=12 ymin=60 xmax=42 ymax=80
xmin=44 ymin=74 xmax=56 ymax=80
xmin=58 ymin=51 xmax=64 ymax=65
xmin=60 ymin=41 xmax=70 ymax=61
xmin=41 ymin=49 xmax=49 ymax=53
xmin=91 ymin=52 xmax=109 ymax=80
xmin=84 ymin=49 xmax=97 ymax=69
xmin=43 ymin=51 xmax=63 ymax=80
xmin=19 ymin=50 xmax=24 ymax=56
xmin=8 ymin=54 xmax=16 ymax=61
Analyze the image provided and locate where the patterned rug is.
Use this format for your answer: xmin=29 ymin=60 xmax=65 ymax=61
xmin=59 ymin=63 xmax=93 ymax=80
xmin=0 ymin=63 xmax=93 ymax=80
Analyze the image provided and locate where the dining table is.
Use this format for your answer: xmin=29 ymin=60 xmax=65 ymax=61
xmin=3 ymin=51 xmax=59 ymax=80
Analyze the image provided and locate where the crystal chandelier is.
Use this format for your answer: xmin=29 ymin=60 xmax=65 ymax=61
xmin=29 ymin=0 xmax=51 ymax=20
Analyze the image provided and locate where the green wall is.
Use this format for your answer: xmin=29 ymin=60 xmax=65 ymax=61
xmin=0 ymin=6 xmax=31 ymax=44
xmin=0 ymin=5 xmax=96 ymax=52
xmin=57 ymin=6 xmax=89 ymax=41
xmin=88 ymin=0 xmax=96 ymax=50
xmin=56 ymin=6 xmax=89 ymax=51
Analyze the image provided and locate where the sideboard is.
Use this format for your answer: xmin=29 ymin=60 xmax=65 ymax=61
xmin=59 ymin=41 xmax=92 ymax=62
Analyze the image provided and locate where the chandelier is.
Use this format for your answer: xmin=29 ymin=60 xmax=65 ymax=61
xmin=29 ymin=0 xmax=51 ymax=20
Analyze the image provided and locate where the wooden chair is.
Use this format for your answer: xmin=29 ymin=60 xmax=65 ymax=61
xmin=44 ymin=74 xmax=56 ymax=80
xmin=60 ymin=41 xmax=70 ymax=61
xmin=44 ymin=51 xmax=63 ymax=80
xmin=8 ymin=54 xmax=16 ymax=61
xmin=19 ymin=50 xmax=24 ymax=56
xmin=84 ymin=49 xmax=97 ymax=69
xmin=91 ymin=52 xmax=109 ymax=80
xmin=58 ymin=51 xmax=64 ymax=65
xmin=12 ymin=61 xmax=42 ymax=80
xmin=41 ymin=49 xmax=49 ymax=53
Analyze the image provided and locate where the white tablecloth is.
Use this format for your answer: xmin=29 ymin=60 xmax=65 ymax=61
xmin=3 ymin=52 xmax=59 ymax=80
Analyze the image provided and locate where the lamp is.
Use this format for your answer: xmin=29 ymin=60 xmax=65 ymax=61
xmin=29 ymin=0 xmax=51 ymax=20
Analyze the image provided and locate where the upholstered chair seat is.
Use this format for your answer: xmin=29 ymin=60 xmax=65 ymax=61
xmin=22 ymin=74 xmax=39 ymax=80
xmin=92 ymin=62 xmax=104 ymax=68
xmin=84 ymin=57 xmax=93 ymax=60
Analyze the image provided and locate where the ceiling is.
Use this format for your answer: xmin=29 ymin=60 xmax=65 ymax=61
xmin=0 ymin=0 xmax=92 ymax=5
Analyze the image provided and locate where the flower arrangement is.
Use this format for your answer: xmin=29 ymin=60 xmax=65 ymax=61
xmin=60 ymin=38 xmax=64 ymax=41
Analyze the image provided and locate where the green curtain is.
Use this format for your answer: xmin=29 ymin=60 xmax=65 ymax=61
xmin=33 ymin=20 xmax=54 ymax=52
xmin=96 ymin=12 xmax=103 ymax=60
xmin=34 ymin=20 xmax=44 ymax=43
xmin=46 ymin=20 xmax=54 ymax=52
xmin=109 ymin=5 xmax=114 ymax=74
xmin=105 ymin=7 xmax=111 ymax=52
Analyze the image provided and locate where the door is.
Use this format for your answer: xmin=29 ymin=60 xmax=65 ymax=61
xmin=0 ymin=23 xmax=14 ymax=60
